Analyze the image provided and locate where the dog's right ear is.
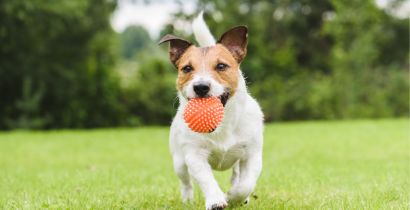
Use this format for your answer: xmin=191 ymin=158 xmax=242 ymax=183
xmin=218 ymin=26 xmax=248 ymax=63
xmin=159 ymin=34 xmax=192 ymax=67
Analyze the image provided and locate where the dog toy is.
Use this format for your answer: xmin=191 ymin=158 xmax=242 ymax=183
xmin=183 ymin=97 xmax=224 ymax=133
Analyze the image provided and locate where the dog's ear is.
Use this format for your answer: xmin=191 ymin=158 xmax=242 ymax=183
xmin=159 ymin=34 xmax=192 ymax=67
xmin=218 ymin=26 xmax=248 ymax=63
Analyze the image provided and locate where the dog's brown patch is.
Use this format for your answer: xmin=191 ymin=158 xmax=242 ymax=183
xmin=175 ymin=44 xmax=240 ymax=96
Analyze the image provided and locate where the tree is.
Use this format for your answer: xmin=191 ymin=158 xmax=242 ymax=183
xmin=168 ymin=0 xmax=409 ymax=121
xmin=120 ymin=26 xmax=152 ymax=59
xmin=0 ymin=0 xmax=126 ymax=129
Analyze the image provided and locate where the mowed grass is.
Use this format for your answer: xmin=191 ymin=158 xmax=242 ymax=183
xmin=0 ymin=119 xmax=408 ymax=209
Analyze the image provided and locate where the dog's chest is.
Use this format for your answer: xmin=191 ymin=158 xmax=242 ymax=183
xmin=207 ymin=141 xmax=247 ymax=171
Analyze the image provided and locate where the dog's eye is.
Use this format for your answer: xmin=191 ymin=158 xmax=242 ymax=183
xmin=215 ymin=63 xmax=228 ymax=71
xmin=181 ymin=65 xmax=193 ymax=73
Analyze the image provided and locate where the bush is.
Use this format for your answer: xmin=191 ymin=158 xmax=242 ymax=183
xmin=0 ymin=0 xmax=127 ymax=129
xmin=122 ymin=49 xmax=178 ymax=125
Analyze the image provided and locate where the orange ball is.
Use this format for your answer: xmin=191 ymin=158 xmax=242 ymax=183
xmin=183 ymin=97 xmax=224 ymax=133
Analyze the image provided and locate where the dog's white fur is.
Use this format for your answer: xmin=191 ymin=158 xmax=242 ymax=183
xmin=169 ymin=14 xmax=264 ymax=210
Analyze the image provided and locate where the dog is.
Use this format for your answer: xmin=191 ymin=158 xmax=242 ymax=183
xmin=159 ymin=12 xmax=264 ymax=210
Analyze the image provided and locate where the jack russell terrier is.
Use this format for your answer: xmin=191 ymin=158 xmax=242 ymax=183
xmin=159 ymin=12 xmax=264 ymax=210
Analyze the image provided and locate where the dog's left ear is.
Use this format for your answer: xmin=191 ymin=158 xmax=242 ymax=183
xmin=159 ymin=34 xmax=192 ymax=67
xmin=218 ymin=26 xmax=248 ymax=63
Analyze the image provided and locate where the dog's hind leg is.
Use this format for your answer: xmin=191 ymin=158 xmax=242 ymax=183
xmin=229 ymin=161 xmax=251 ymax=205
xmin=227 ymin=150 xmax=262 ymax=205
xmin=230 ymin=161 xmax=240 ymax=186
xmin=173 ymin=156 xmax=194 ymax=202
xmin=230 ymin=161 xmax=251 ymax=205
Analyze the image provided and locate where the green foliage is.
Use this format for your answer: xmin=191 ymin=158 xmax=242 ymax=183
xmin=0 ymin=119 xmax=408 ymax=208
xmin=0 ymin=0 xmax=408 ymax=129
xmin=0 ymin=0 xmax=126 ymax=129
xmin=120 ymin=26 xmax=151 ymax=59
xmin=5 ymin=77 xmax=48 ymax=129
xmin=169 ymin=0 xmax=409 ymax=121
xmin=122 ymin=48 xmax=178 ymax=125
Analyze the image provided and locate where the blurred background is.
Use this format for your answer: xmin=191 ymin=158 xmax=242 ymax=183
xmin=0 ymin=0 xmax=408 ymax=130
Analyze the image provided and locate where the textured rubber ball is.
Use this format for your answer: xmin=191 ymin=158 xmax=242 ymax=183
xmin=183 ymin=97 xmax=224 ymax=133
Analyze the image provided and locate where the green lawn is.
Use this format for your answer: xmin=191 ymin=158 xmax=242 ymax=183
xmin=0 ymin=119 xmax=408 ymax=209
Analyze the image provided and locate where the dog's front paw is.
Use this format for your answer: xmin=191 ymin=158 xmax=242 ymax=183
xmin=206 ymin=196 xmax=228 ymax=210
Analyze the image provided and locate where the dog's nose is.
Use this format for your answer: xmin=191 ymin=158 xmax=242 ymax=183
xmin=193 ymin=82 xmax=210 ymax=97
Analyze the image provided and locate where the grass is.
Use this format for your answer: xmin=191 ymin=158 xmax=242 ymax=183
xmin=0 ymin=119 xmax=408 ymax=209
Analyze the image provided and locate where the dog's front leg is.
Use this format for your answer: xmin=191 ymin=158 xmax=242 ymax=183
xmin=227 ymin=151 xmax=262 ymax=204
xmin=185 ymin=151 xmax=227 ymax=210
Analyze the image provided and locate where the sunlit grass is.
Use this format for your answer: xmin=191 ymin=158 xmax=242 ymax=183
xmin=0 ymin=119 xmax=408 ymax=209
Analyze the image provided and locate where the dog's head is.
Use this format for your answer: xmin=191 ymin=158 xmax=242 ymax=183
xmin=159 ymin=26 xmax=248 ymax=106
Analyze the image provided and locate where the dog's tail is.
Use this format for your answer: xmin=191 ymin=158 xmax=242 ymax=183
xmin=192 ymin=11 xmax=216 ymax=47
